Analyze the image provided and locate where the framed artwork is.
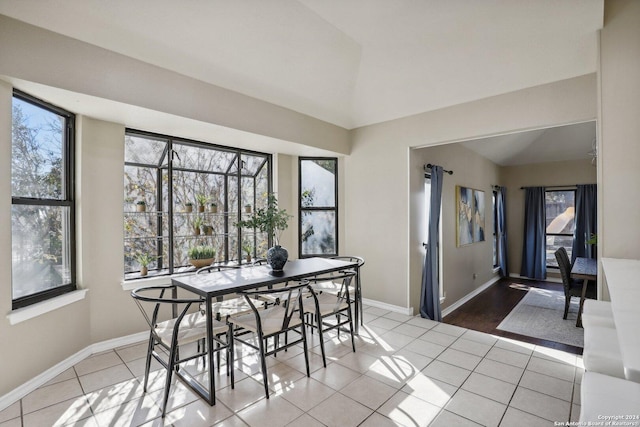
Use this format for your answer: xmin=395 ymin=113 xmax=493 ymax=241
xmin=456 ymin=186 xmax=485 ymax=246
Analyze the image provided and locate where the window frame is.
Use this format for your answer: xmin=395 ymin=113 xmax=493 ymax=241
xmin=123 ymin=128 xmax=272 ymax=279
xmin=545 ymin=188 xmax=576 ymax=269
xmin=11 ymin=89 xmax=76 ymax=309
xmin=298 ymin=157 xmax=339 ymax=258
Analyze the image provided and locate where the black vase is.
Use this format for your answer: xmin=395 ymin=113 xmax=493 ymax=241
xmin=267 ymin=245 xmax=288 ymax=271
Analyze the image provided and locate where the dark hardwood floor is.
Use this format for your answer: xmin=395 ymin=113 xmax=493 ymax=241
xmin=444 ymin=277 xmax=583 ymax=355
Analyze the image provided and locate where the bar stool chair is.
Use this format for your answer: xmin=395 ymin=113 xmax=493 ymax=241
xmin=131 ymin=285 xmax=233 ymax=417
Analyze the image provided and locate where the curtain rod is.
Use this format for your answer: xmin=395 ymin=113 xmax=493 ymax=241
xmin=424 ymin=163 xmax=453 ymax=175
xmin=519 ymin=184 xmax=594 ymax=189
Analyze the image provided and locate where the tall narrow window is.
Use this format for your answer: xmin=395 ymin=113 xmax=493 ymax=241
xmin=545 ymin=189 xmax=576 ymax=268
xmin=299 ymin=157 xmax=338 ymax=257
xmin=124 ymin=130 xmax=271 ymax=279
xmin=11 ymin=90 xmax=76 ymax=309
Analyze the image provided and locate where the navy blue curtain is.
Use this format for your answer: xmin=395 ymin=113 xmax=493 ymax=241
xmin=496 ymin=187 xmax=509 ymax=277
xmin=520 ymin=187 xmax=546 ymax=280
xmin=572 ymin=184 xmax=597 ymax=263
xmin=420 ymin=165 xmax=443 ymax=321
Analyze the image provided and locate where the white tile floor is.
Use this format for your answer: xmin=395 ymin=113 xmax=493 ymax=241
xmin=0 ymin=304 xmax=583 ymax=426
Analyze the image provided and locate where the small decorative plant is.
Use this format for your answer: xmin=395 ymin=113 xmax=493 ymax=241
xmin=136 ymin=200 xmax=146 ymax=212
xmin=196 ymin=194 xmax=209 ymax=212
xmin=586 ymin=233 xmax=598 ymax=245
xmin=187 ymin=245 xmax=216 ymax=268
xmin=202 ymin=224 xmax=213 ymax=235
xmin=134 ymin=252 xmax=154 ymax=276
xmin=187 ymin=245 xmax=216 ymax=260
xmin=242 ymin=243 xmax=252 ymax=262
xmin=244 ymin=204 xmax=252 ymax=213
xmin=192 ymin=216 xmax=204 ymax=235
xmin=184 ymin=201 xmax=193 ymax=213
xmin=209 ymin=202 xmax=218 ymax=213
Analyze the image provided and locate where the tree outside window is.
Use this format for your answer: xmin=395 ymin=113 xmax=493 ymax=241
xmin=299 ymin=158 xmax=338 ymax=257
xmin=11 ymin=91 xmax=75 ymax=308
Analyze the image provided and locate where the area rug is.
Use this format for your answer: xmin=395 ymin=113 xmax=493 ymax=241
xmin=497 ymin=287 xmax=584 ymax=347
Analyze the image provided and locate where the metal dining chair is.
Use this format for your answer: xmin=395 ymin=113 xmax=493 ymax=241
xmin=131 ymin=285 xmax=233 ymax=417
xmin=313 ymin=256 xmax=365 ymax=327
xmin=230 ymin=281 xmax=312 ymax=398
xmin=304 ymin=270 xmax=357 ymax=367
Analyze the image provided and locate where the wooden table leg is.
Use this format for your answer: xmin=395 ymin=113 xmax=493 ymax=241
xmin=576 ymin=280 xmax=591 ymax=328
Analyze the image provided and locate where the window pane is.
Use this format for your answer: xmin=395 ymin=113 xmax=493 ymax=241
xmin=12 ymin=205 xmax=72 ymax=299
xmin=174 ymin=143 xmax=236 ymax=173
xmin=301 ymin=211 xmax=336 ymax=255
xmin=545 ymin=190 xmax=575 ymax=268
xmin=12 ymin=97 xmax=66 ymax=199
xmin=301 ymin=160 xmax=336 ymax=208
xmin=545 ymin=191 xmax=575 ymax=234
xmin=124 ymin=134 xmax=167 ymax=166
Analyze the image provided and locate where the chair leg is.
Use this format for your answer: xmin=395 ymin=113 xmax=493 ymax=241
xmin=316 ymin=313 xmax=327 ymax=368
xmin=563 ymin=296 xmax=570 ymax=320
xmin=143 ymin=335 xmax=154 ymax=392
xmin=347 ymin=307 xmax=356 ymax=353
xmin=228 ymin=324 xmax=235 ymax=389
xmin=257 ymin=333 xmax=270 ymax=398
xmin=300 ymin=323 xmax=311 ymax=377
xmin=162 ymin=347 xmax=177 ymax=418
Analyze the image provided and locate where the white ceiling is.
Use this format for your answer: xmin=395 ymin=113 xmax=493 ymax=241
xmin=460 ymin=121 xmax=597 ymax=166
xmin=0 ymin=0 xmax=603 ymax=130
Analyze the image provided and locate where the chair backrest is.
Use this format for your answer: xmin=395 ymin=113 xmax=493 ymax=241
xmin=330 ymin=256 xmax=365 ymax=269
xmin=131 ymin=285 xmax=203 ymax=341
xmin=554 ymin=247 xmax=573 ymax=292
xmin=238 ymin=281 xmax=310 ymax=332
xmin=196 ymin=263 xmax=241 ymax=274
xmin=309 ymin=270 xmax=357 ymax=305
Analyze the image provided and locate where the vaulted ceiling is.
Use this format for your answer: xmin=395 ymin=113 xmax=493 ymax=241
xmin=0 ymin=0 xmax=603 ymax=130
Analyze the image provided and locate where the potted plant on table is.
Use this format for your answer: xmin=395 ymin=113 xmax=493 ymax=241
xmin=187 ymin=245 xmax=216 ymax=269
xmin=235 ymin=194 xmax=292 ymax=272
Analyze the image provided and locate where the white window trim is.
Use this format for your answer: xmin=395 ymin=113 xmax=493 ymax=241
xmin=7 ymin=289 xmax=88 ymax=325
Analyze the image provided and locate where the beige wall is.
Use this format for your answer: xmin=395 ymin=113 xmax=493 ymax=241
xmin=503 ymin=159 xmax=597 ymax=277
xmin=0 ymin=81 xmax=91 ymax=395
xmin=600 ymin=0 xmax=640 ymax=261
xmin=0 ymin=15 xmax=350 ymax=155
xmin=410 ymin=143 xmax=501 ymax=311
xmin=346 ymin=74 xmax=597 ymax=310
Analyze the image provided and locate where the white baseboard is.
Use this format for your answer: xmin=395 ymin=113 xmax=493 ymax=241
xmin=442 ymin=276 xmax=501 ymax=318
xmin=0 ymin=331 xmax=147 ymax=412
xmin=362 ymin=298 xmax=413 ymax=316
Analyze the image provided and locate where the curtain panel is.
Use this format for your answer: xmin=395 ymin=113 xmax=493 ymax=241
xmin=496 ymin=187 xmax=509 ymax=277
xmin=420 ymin=165 xmax=443 ymax=321
xmin=520 ymin=187 xmax=546 ymax=280
xmin=572 ymin=184 xmax=597 ymax=263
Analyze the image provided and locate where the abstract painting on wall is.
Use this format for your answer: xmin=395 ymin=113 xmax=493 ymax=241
xmin=456 ymin=185 xmax=485 ymax=246
xmin=473 ymin=189 xmax=485 ymax=242
xmin=456 ymin=186 xmax=473 ymax=246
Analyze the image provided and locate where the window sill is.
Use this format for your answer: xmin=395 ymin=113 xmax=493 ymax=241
xmin=7 ymin=289 xmax=88 ymax=325
xmin=121 ymin=272 xmax=193 ymax=291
